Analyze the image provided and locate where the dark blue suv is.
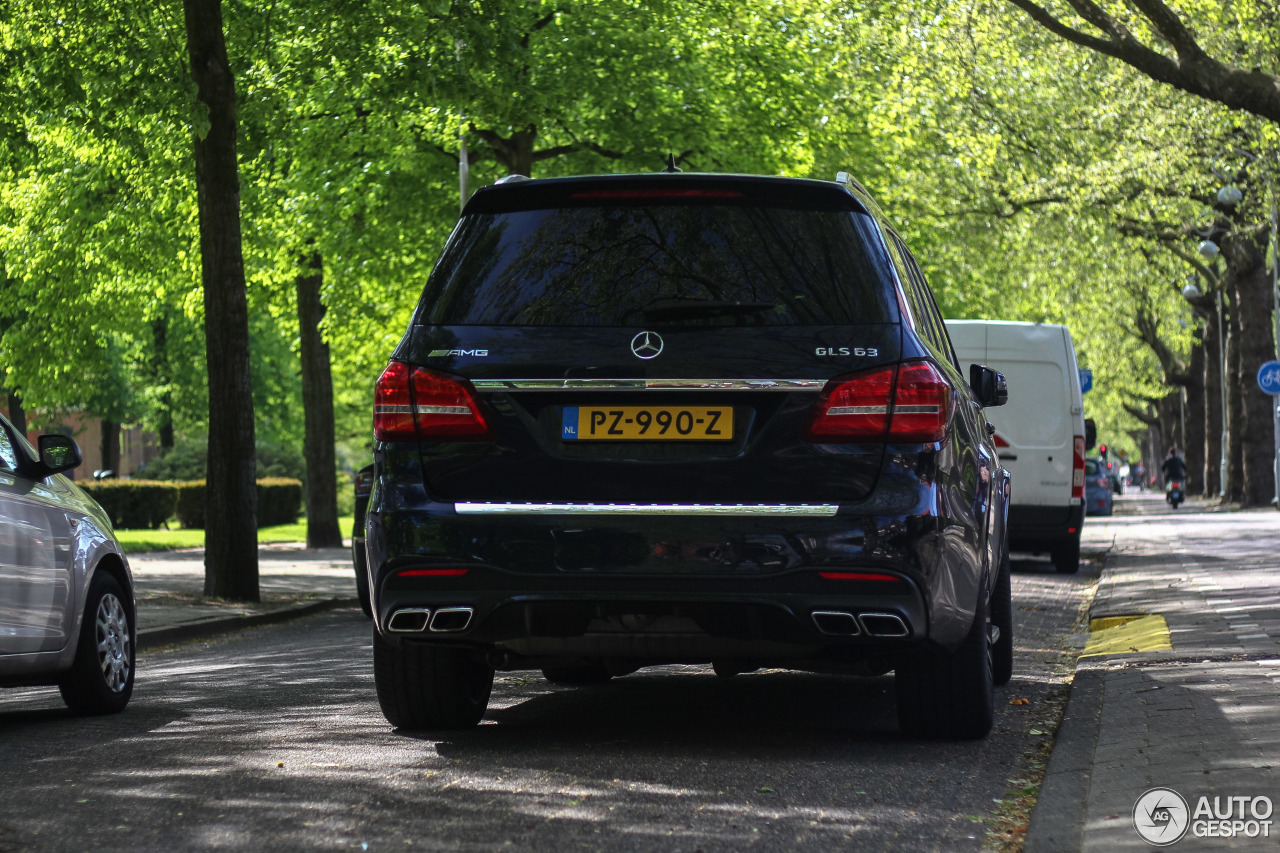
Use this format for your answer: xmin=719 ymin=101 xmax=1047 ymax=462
xmin=365 ymin=171 xmax=1011 ymax=738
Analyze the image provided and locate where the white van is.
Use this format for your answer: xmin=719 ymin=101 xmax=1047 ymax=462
xmin=945 ymin=321 xmax=1085 ymax=573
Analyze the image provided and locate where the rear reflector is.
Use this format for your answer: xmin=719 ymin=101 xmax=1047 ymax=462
xmin=1071 ymin=435 xmax=1086 ymax=500
xmin=807 ymin=360 xmax=954 ymax=443
xmin=374 ymin=362 xmax=490 ymax=441
xmin=396 ymin=568 xmax=470 ymax=578
xmin=819 ymin=571 xmax=903 ymax=582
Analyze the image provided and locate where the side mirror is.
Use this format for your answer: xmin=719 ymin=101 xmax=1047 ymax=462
xmin=969 ymin=364 xmax=1008 ymax=408
xmin=36 ymin=434 xmax=82 ymax=477
xmin=1084 ymin=418 xmax=1097 ymax=451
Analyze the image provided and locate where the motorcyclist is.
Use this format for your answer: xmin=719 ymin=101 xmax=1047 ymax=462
xmin=1162 ymin=446 xmax=1187 ymax=487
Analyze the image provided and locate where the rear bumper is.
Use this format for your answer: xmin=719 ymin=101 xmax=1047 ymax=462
xmin=367 ymin=497 xmax=987 ymax=662
xmin=1008 ymin=503 xmax=1084 ymax=549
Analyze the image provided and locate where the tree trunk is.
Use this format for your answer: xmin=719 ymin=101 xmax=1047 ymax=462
xmin=100 ymin=420 xmax=120 ymax=476
xmin=1226 ymin=289 xmax=1243 ymax=501
xmin=1203 ymin=308 xmax=1223 ymax=497
xmin=1183 ymin=342 xmax=1205 ymax=496
xmin=184 ymin=0 xmax=258 ymax=601
xmin=158 ymin=402 xmax=175 ymax=451
xmin=151 ymin=316 xmax=175 ymax=451
xmin=1157 ymin=393 xmax=1178 ymax=462
xmin=1225 ymin=233 xmax=1276 ymax=507
xmin=7 ymin=389 xmax=25 ymax=437
xmin=296 ymin=250 xmax=343 ymax=549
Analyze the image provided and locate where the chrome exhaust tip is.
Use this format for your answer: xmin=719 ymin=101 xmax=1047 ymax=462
xmin=811 ymin=610 xmax=861 ymax=636
xmin=858 ymin=612 xmax=910 ymax=638
xmin=428 ymin=607 xmax=474 ymax=633
xmin=388 ymin=608 xmax=431 ymax=633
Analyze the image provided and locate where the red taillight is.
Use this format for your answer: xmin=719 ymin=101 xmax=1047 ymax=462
xmin=993 ymin=434 xmax=1010 ymax=448
xmin=1072 ymin=435 xmax=1086 ymax=499
xmin=807 ymin=361 xmax=954 ymax=443
xmin=569 ymin=189 xmax=744 ymax=200
xmin=374 ymin=361 xmax=490 ymax=441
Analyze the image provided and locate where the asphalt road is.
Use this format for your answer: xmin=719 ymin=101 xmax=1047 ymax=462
xmin=0 ymin=558 xmax=1098 ymax=852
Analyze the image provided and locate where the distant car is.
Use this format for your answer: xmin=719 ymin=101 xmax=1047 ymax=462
xmin=0 ymin=418 xmax=135 ymax=714
xmin=1084 ymin=458 xmax=1113 ymax=516
xmin=351 ymin=463 xmax=374 ymax=618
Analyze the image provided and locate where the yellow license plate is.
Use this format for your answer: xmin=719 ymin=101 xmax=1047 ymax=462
xmin=562 ymin=406 xmax=733 ymax=441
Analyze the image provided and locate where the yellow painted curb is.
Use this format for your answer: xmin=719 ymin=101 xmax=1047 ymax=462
xmin=1080 ymin=614 xmax=1172 ymax=657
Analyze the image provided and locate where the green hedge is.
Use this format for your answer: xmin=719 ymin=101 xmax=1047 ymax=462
xmin=79 ymin=480 xmax=178 ymax=530
xmin=175 ymin=478 xmax=303 ymax=530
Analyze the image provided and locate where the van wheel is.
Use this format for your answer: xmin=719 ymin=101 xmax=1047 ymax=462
xmin=1052 ymin=535 xmax=1080 ymax=574
xmin=542 ymin=662 xmax=613 ymax=685
xmin=991 ymin=551 xmax=1013 ymax=686
xmin=895 ymin=596 xmax=994 ymax=739
xmin=59 ymin=572 xmax=135 ymax=715
xmin=373 ymin=632 xmax=493 ymax=729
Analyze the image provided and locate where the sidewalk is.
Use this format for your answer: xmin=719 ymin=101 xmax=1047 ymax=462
xmin=1026 ymin=494 xmax=1280 ymax=851
xmin=129 ymin=542 xmax=360 ymax=649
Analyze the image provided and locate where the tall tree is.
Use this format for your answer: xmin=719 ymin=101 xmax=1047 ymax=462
xmin=1003 ymin=0 xmax=1280 ymax=124
xmin=183 ymin=0 xmax=258 ymax=600
xmin=296 ymin=249 xmax=342 ymax=548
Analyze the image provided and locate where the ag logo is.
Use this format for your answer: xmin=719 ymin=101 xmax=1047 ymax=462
xmin=630 ymin=331 xmax=664 ymax=360
xmin=1133 ymin=787 xmax=1190 ymax=846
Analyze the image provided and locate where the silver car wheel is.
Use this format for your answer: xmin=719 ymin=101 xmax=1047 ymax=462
xmin=96 ymin=592 xmax=132 ymax=693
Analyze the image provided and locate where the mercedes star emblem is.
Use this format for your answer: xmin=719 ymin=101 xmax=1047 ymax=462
xmin=630 ymin=331 xmax=664 ymax=360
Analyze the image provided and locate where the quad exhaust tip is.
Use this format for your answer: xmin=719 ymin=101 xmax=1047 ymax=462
xmin=858 ymin=612 xmax=910 ymax=638
xmin=388 ymin=608 xmax=431 ymax=633
xmin=811 ymin=611 xmax=861 ymax=636
xmin=811 ymin=610 xmax=911 ymax=638
xmin=387 ymin=607 xmax=475 ymax=633
xmin=429 ymin=607 xmax=474 ymax=633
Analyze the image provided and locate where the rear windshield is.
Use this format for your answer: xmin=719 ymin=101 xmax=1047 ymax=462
xmin=416 ymin=204 xmax=899 ymax=326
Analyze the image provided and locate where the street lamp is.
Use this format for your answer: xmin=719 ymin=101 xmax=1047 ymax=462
xmin=1183 ymin=279 xmax=1228 ymax=497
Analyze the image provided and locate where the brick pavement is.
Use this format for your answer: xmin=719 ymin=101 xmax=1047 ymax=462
xmin=1027 ymin=494 xmax=1280 ymax=852
xmin=127 ymin=543 xmax=358 ymax=647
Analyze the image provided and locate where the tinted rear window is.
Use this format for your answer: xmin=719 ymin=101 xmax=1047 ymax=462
xmin=417 ymin=204 xmax=898 ymax=326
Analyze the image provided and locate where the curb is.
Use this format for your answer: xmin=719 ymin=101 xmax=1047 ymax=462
xmin=137 ymin=597 xmax=359 ymax=651
xmin=1023 ymin=668 xmax=1105 ymax=851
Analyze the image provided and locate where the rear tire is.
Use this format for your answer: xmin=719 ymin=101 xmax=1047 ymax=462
xmin=991 ymin=551 xmax=1013 ymax=687
xmin=1051 ymin=534 xmax=1080 ymax=574
xmin=895 ymin=596 xmax=994 ymax=739
xmin=542 ymin=662 xmax=613 ymax=685
xmin=373 ymin=632 xmax=493 ymax=729
xmin=59 ymin=572 xmax=135 ymax=715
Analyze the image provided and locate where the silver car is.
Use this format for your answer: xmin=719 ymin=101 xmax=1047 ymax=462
xmin=0 ymin=417 xmax=135 ymax=714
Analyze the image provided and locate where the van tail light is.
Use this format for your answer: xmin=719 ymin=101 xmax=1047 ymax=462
xmin=374 ymin=361 xmax=490 ymax=441
xmin=1071 ymin=435 xmax=1086 ymax=499
xmin=807 ymin=360 xmax=954 ymax=443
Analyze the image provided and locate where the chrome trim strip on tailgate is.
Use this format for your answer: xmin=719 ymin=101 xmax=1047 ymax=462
xmin=470 ymin=379 xmax=826 ymax=392
xmin=455 ymin=503 xmax=839 ymax=516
